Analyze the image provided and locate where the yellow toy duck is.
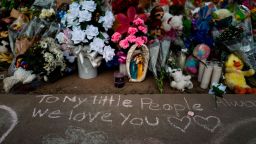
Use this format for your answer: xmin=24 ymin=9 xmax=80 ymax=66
xmin=224 ymin=54 xmax=256 ymax=94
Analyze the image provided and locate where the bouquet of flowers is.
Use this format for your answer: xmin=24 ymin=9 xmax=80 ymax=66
xmin=56 ymin=0 xmax=115 ymax=65
xmin=111 ymin=17 xmax=148 ymax=58
xmin=21 ymin=37 xmax=67 ymax=82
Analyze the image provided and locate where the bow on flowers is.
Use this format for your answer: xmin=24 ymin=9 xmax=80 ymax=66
xmin=74 ymin=45 xmax=103 ymax=68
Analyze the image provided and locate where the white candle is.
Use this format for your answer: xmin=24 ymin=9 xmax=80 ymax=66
xmin=198 ymin=60 xmax=206 ymax=82
xmin=177 ymin=51 xmax=187 ymax=71
xmin=200 ymin=62 xmax=213 ymax=89
xmin=211 ymin=62 xmax=222 ymax=85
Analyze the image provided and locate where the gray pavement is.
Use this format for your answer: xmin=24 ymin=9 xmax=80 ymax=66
xmin=0 ymin=94 xmax=256 ymax=144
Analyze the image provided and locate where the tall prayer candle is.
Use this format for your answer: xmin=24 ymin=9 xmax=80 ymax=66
xmin=198 ymin=60 xmax=206 ymax=82
xmin=200 ymin=61 xmax=213 ymax=89
xmin=211 ymin=61 xmax=222 ymax=85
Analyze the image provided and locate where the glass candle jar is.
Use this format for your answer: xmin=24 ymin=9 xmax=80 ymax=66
xmin=114 ymin=72 xmax=125 ymax=88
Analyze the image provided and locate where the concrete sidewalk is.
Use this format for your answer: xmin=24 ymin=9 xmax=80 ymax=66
xmin=0 ymin=94 xmax=255 ymax=144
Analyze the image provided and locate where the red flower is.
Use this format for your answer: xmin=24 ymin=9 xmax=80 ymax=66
xmin=115 ymin=7 xmax=147 ymax=34
xmin=171 ymin=0 xmax=186 ymax=6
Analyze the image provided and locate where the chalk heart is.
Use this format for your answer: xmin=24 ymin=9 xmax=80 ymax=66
xmin=0 ymin=105 xmax=18 ymax=144
xmin=193 ymin=115 xmax=221 ymax=133
xmin=167 ymin=116 xmax=191 ymax=133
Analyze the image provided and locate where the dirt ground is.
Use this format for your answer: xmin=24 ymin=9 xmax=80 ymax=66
xmin=0 ymin=69 xmax=209 ymax=94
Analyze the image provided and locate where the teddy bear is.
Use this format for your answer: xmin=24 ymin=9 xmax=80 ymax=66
xmin=167 ymin=67 xmax=193 ymax=91
xmin=3 ymin=67 xmax=36 ymax=92
xmin=162 ymin=12 xmax=183 ymax=34
xmin=224 ymin=54 xmax=256 ymax=94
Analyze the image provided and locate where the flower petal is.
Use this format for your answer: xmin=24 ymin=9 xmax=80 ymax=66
xmin=116 ymin=14 xmax=129 ymax=25
xmin=137 ymin=13 xmax=148 ymax=22
xmin=116 ymin=24 xmax=129 ymax=34
xmin=127 ymin=7 xmax=136 ymax=21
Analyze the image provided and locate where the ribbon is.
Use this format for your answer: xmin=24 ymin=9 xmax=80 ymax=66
xmin=74 ymin=45 xmax=103 ymax=68
xmin=116 ymin=51 xmax=127 ymax=64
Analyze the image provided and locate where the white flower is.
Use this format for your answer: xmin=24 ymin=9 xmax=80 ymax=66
xmin=101 ymin=32 xmax=109 ymax=43
xmin=40 ymin=42 xmax=48 ymax=49
xmin=56 ymin=32 xmax=65 ymax=44
xmin=71 ymin=28 xmax=86 ymax=44
xmin=44 ymin=52 xmax=54 ymax=63
xmin=98 ymin=10 xmax=115 ymax=31
xmin=103 ymin=45 xmax=115 ymax=62
xmin=89 ymin=37 xmax=105 ymax=54
xmin=81 ymin=0 xmax=96 ymax=12
xmin=69 ymin=2 xmax=80 ymax=14
xmin=79 ymin=10 xmax=92 ymax=22
xmin=66 ymin=13 xmax=79 ymax=27
xmin=39 ymin=9 xmax=47 ymax=19
xmin=85 ymin=25 xmax=99 ymax=40
xmin=48 ymin=8 xmax=55 ymax=15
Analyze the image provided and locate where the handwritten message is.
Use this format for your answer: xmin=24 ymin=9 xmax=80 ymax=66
xmin=31 ymin=95 xmax=224 ymax=133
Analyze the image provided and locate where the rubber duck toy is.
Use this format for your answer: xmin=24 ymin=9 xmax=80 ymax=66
xmin=224 ymin=54 xmax=256 ymax=94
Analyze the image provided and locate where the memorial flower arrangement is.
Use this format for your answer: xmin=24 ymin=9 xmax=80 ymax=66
xmin=21 ymin=37 xmax=67 ymax=82
xmin=56 ymin=0 xmax=116 ymax=63
xmin=111 ymin=17 xmax=148 ymax=63
xmin=112 ymin=17 xmax=148 ymax=48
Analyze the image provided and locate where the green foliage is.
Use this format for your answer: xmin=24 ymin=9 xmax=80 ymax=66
xmin=155 ymin=68 xmax=167 ymax=94
xmin=183 ymin=17 xmax=192 ymax=37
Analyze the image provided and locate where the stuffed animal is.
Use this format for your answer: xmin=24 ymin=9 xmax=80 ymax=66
xmin=162 ymin=13 xmax=183 ymax=32
xmin=167 ymin=67 xmax=193 ymax=91
xmin=0 ymin=40 xmax=9 ymax=53
xmin=224 ymin=54 xmax=256 ymax=94
xmin=3 ymin=67 xmax=36 ymax=92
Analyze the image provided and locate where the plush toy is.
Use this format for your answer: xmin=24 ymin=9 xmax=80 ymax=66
xmin=147 ymin=5 xmax=164 ymax=38
xmin=167 ymin=67 xmax=193 ymax=91
xmin=3 ymin=67 xmax=36 ymax=92
xmin=224 ymin=54 xmax=256 ymax=94
xmin=0 ymin=40 xmax=9 ymax=53
xmin=162 ymin=13 xmax=183 ymax=32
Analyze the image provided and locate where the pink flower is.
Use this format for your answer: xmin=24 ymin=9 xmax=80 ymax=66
xmin=133 ymin=18 xmax=144 ymax=25
xmin=142 ymin=36 xmax=148 ymax=43
xmin=135 ymin=37 xmax=145 ymax=46
xmin=115 ymin=7 xmax=148 ymax=34
xmin=138 ymin=26 xmax=147 ymax=34
xmin=128 ymin=27 xmax=138 ymax=35
xmin=119 ymin=39 xmax=130 ymax=49
xmin=126 ymin=35 xmax=136 ymax=43
xmin=111 ymin=32 xmax=121 ymax=42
